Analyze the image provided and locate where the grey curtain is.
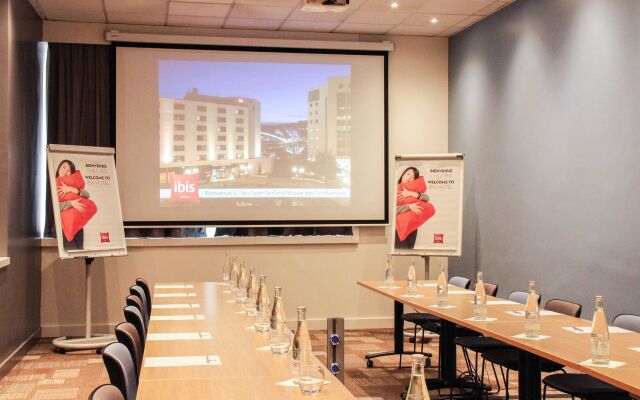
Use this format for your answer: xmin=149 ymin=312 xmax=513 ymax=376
xmin=45 ymin=43 xmax=112 ymax=236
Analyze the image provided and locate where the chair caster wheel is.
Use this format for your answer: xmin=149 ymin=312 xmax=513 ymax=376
xmin=96 ymin=348 xmax=103 ymax=355
xmin=54 ymin=348 xmax=66 ymax=354
xmin=366 ymin=359 xmax=374 ymax=368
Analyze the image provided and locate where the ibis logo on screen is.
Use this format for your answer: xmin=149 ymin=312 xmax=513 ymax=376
xmin=170 ymin=174 xmax=200 ymax=203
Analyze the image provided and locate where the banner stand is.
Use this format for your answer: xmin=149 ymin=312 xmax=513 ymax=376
xmin=53 ymin=257 xmax=117 ymax=353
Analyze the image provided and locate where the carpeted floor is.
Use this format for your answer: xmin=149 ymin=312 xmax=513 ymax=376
xmin=0 ymin=329 xmax=565 ymax=399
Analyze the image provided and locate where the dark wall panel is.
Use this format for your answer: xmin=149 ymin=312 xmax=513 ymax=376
xmin=0 ymin=0 xmax=42 ymax=371
xmin=449 ymin=0 xmax=640 ymax=318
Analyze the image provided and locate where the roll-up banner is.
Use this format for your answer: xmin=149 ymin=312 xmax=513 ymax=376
xmin=391 ymin=154 xmax=464 ymax=256
xmin=47 ymin=145 xmax=127 ymax=259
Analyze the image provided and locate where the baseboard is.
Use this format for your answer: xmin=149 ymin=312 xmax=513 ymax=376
xmin=0 ymin=328 xmax=41 ymax=379
xmin=41 ymin=317 xmax=393 ymax=337
xmin=41 ymin=323 xmax=115 ymax=338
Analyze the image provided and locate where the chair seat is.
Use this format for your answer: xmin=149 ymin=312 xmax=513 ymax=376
xmin=402 ymin=312 xmax=439 ymax=324
xmin=543 ymin=373 xmax=629 ymax=398
xmin=455 ymin=336 xmax=508 ymax=352
xmin=482 ymin=348 xmax=563 ymax=373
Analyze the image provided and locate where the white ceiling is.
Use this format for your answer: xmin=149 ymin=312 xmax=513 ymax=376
xmin=29 ymin=0 xmax=514 ymax=37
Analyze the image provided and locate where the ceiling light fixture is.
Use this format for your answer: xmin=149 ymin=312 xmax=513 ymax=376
xmin=390 ymin=1 xmax=399 ymax=9
xmin=430 ymin=17 xmax=439 ymax=24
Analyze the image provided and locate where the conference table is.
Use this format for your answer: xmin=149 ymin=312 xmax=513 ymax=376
xmin=358 ymin=280 xmax=640 ymax=400
xmin=137 ymin=281 xmax=355 ymax=399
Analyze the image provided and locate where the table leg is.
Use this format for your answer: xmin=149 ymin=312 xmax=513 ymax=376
xmin=518 ymin=349 xmax=541 ymax=400
xmin=427 ymin=319 xmax=457 ymax=389
xmin=365 ymin=301 xmax=432 ymax=368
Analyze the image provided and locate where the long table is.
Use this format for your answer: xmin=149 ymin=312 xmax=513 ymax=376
xmin=358 ymin=280 xmax=640 ymax=400
xmin=137 ymin=282 xmax=356 ymax=400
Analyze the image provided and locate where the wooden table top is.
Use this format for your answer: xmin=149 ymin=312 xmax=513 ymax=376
xmin=358 ymin=280 xmax=640 ymax=396
xmin=137 ymin=282 xmax=356 ymax=400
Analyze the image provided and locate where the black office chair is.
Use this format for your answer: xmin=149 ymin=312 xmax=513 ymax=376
xmin=482 ymin=298 xmax=582 ymax=399
xmin=541 ymin=314 xmax=640 ymax=400
xmin=102 ymin=342 xmax=138 ymax=400
xmin=129 ymin=286 xmax=149 ymax=326
xmin=135 ymin=278 xmax=152 ymax=316
xmin=123 ymin=306 xmax=147 ymax=349
xmin=89 ymin=384 xmax=125 ymax=400
xmin=115 ymin=322 xmax=144 ymax=380
xmin=454 ymin=290 xmax=541 ymax=397
xmin=126 ymin=295 xmax=148 ymax=329
xmin=400 ymin=276 xmax=471 ymax=368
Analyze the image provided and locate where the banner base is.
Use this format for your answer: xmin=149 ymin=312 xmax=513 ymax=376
xmin=52 ymin=334 xmax=116 ymax=353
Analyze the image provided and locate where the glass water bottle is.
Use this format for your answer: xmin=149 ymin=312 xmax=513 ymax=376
xmin=384 ymin=254 xmax=395 ymax=288
xmin=229 ymin=256 xmax=239 ymax=290
xmin=235 ymin=263 xmax=248 ymax=303
xmin=436 ymin=264 xmax=448 ymax=307
xmin=474 ymin=271 xmax=487 ymax=320
xmin=590 ymin=295 xmax=610 ymax=365
xmin=270 ymin=287 xmax=286 ymax=332
xmin=407 ymin=258 xmax=418 ymax=296
xmin=292 ymin=306 xmax=312 ymax=382
xmin=222 ymin=250 xmax=231 ymax=283
xmin=254 ymin=275 xmax=270 ymax=332
xmin=524 ymin=280 xmax=540 ymax=338
xmin=245 ymin=267 xmax=258 ymax=315
xmin=406 ymin=354 xmax=430 ymax=400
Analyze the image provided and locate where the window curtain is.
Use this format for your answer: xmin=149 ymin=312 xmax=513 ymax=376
xmin=45 ymin=43 xmax=112 ymax=236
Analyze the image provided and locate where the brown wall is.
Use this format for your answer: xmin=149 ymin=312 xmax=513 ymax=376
xmin=0 ymin=0 xmax=42 ymax=374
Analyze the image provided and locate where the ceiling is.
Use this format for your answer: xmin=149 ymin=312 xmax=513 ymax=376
xmin=29 ymin=0 xmax=514 ymax=37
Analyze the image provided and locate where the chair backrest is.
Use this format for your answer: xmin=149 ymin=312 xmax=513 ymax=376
xmin=124 ymin=306 xmax=147 ymax=347
xmin=612 ymin=314 xmax=640 ymax=333
xmin=129 ymin=286 xmax=149 ymax=324
xmin=89 ymin=384 xmax=125 ymax=400
xmin=135 ymin=278 xmax=152 ymax=316
xmin=126 ymin=295 xmax=148 ymax=329
xmin=545 ymin=299 xmax=582 ymax=318
xmin=449 ymin=276 xmax=471 ymax=289
xmin=508 ymin=291 xmax=541 ymax=305
xmin=473 ymin=282 xmax=498 ymax=297
xmin=102 ymin=342 xmax=138 ymax=400
xmin=115 ymin=322 xmax=143 ymax=380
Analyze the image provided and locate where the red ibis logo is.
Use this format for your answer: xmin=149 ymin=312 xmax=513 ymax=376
xmin=170 ymin=174 xmax=199 ymax=203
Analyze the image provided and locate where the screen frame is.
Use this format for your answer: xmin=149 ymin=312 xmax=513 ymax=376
xmin=111 ymin=41 xmax=389 ymax=227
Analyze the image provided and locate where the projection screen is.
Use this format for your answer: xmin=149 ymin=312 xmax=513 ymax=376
xmin=115 ymin=44 xmax=387 ymax=225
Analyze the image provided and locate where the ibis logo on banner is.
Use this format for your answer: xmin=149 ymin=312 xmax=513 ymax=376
xmin=433 ymin=233 xmax=444 ymax=244
xmin=170 ymin=174 xmax=200 ymax=203
xmin=100 ymin=232 xmax=110 ymax=243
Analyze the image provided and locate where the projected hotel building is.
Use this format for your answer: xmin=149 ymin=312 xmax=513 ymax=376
xmin=307 ymin=76 xmax=351 ymax=161
xmin=159 ymin=88 xmax=262 ymax=167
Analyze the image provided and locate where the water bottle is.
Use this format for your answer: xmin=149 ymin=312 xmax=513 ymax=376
xmin=222 ymin=250 xmax=231 ymax=283
xmin=436 ymin=264 xmax=448 ymax=307
xmin=407 ymin=258 xmax=417 ymax=296
xmin=245 ymin=267 xmax=258 ymax=315
xmin=524 ymin=280 xmax=540 ymax=338
xmin=229 ymin=256 xmax=239 ymax=290
xmin=406 ymin=354 xmax=430 ymax=400
xmin=474 ymin=271 xmax=487 ymax=320
xmin=384 ymin=254 xmax=395 ymax=288
xmin=270 ymin=287 xmax=286 ymax=332
xmin=254 ymin=275 xmax=270 ymax=332
xmin=292 ymin=306 xmax=312 ymax=382
xmin=590 ymin=295 xmax=610 ymax=365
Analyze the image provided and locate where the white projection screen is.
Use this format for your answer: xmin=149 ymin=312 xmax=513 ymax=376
xmin=115 ymin=44 xmax=388 ymax=225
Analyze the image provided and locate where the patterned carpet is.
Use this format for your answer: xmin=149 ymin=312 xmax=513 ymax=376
xmin=0 ymin=329 xmax=563 ymax=400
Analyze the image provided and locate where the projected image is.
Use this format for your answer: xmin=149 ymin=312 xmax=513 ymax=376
xmin=158 ymin=60 xmax=352 ymax=206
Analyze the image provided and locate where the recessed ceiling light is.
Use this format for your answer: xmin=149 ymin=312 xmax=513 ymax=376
xmin=430 ymin=17 xmax=439 ymax=24
xmin=390 ymin=1 xmax=399 ymax=9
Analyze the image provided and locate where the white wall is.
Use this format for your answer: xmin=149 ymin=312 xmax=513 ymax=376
xmin=41 ymin=23 xmax=448 ymax=335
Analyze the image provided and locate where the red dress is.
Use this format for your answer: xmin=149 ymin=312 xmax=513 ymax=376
xmin=57 ymin=171 xmax=98 ymax=242
xmin=395 ymin=176 xmax=436 ymax=241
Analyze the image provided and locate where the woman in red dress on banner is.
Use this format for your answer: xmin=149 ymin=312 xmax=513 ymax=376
xmin=395 ymin=167 xmax=436 ymax=249
xmin=56 ymin=160 xmax=98 ymax=250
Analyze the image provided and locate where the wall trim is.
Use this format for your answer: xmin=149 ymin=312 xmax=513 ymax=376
xmin=42 ymin=317 xmax=393 ymax=337
xmin=0 ymin=328 xmax=41 ymax=379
